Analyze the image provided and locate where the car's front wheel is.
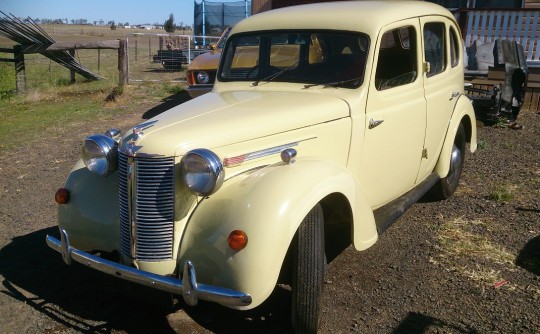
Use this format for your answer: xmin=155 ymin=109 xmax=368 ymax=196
xmin=429 ymin=123 xmax=466 ymax=200
xmin=291 ymin=203 xmax=325 ymax=334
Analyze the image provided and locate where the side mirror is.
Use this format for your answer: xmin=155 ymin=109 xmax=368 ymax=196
xmin=210 ymin=43 xmax=217 ymax=51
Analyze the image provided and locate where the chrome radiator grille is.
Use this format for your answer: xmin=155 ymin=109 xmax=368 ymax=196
xmin=119 ymin=152 xmax=175 ymax=261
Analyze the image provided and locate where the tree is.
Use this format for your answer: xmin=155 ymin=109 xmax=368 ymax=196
xmin=110 ymin=21 xmax=117 ymax=30
xmin=164 ymin=13 xmax=175 ymax=33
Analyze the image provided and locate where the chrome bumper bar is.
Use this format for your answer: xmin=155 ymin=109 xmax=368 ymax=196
xmin=46 ymin=228 xmax=252 ymax=307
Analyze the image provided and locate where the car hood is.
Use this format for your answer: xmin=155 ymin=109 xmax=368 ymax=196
xmin=188 ymin=50 xmax=222 ymax=70
xmin=122 ymin=90 xmax=350 ymax=157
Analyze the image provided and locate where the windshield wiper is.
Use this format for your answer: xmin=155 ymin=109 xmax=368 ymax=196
xmin=252 ymin=60 xmax=300 ymax=87
xmin=303 ymin=77 xmax=362 ymax=89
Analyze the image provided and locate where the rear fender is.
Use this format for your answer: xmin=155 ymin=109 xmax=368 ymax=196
xmin=178 ymin=158 xmax=377 ymax=309
xmin=434 ymin=95 xmax=477 ymax=177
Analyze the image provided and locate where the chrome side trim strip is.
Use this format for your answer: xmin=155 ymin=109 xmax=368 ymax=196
xmin=46 ymin=229 xmax=252 ymax=307
xmin=223 ymin=142 xmax=299 ymax=167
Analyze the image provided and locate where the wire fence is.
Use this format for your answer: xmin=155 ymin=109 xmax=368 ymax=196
xmin=0 ymin=32 xmax=221 ymax=93
xmin=0 ymin=47 xmax=119 ymax=92
xmin=127 ymin=33 xmax=219 ymax=83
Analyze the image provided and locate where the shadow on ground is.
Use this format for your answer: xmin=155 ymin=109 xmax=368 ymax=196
xmin=142 ymin=90 xmax=192 ymax=120
xmin=0 ymin=228 xmax=293 ymax=333
xmin=392 ymin=312 xmax=479 ymax=333
xmin=516 ymin=234 xmax=540 ymax=276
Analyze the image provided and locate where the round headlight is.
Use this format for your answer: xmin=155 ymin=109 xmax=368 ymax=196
xmin=81 ymin=134 xmax=118 ymax=176
xmin=196 ymin=71 xmax=210 ymax=84
xmin=181 ymin=149 xmax=224 ymax=196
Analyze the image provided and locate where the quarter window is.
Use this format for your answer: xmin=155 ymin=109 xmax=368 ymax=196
xmin=424 ymin=22 xmax=446 ymax=77
xmin=449 ymin=26 xmax=460 ymax=68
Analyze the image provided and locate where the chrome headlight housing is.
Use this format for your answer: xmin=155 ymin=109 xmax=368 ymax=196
xmin=181 ymin=149 xmax=224 ymax=196
xmin=196 ymin=71 xmax=210 ymax=84
xmin=81 ymin=134 xmax=118 ymax=176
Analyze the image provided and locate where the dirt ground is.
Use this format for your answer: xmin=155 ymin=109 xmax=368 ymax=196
xmin=1 ymin=91 xmax=539 ymax=333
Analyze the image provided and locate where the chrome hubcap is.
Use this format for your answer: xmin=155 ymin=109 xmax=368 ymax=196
xmin=447 ymin=143 xmax=462 ymax=186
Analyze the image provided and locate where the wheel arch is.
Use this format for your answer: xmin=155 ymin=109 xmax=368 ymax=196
xmin=434 ymin=95 xmax=477 ymax=178
xmin=178 ymin=159 xmax=377 ymax=309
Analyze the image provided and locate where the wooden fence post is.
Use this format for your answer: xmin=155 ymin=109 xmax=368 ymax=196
xmin=69 ymin=49 xmax=76 ymax=83
xmin=13 ymin=45 xmax=26 ymax=93
xmin=135 ymin=38 xmax=138 ymax=62
xmin=118 ymin=39 xmax=128 ymax=86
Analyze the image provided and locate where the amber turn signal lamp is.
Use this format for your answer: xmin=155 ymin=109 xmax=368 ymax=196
xmin=55 ymin=188 xmax=70 ymax=204
xmin=228 ymin=230 xmax=248 ymax=251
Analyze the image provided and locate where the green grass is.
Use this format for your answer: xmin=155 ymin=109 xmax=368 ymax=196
xmin=0 ymin=23 xmax=189 ymax=153
xmin=0 ymin=80 xmax=185 ymax=152
xmin=477 ymin=139 xmax=487 ymax=150
xmin=0 ymin=62 xmax=16 ymax=100
xmin=488 ymin=184 xmax=515 ymax=202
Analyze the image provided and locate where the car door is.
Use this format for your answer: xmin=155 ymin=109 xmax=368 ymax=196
xmin=361 ymin=19 xmax=426 ymax=208
xmin=416 ymin=18 xmax=463 ymax=182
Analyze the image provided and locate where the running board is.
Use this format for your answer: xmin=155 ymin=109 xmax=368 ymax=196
xmin=373 ymin=173 xmax=440 ymax=234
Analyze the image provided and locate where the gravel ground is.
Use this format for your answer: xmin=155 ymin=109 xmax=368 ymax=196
xmin=0 ymin=92 xmax=539 ymax=333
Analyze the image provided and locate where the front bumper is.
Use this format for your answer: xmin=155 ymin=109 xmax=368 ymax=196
xmin=46 ymin=228 xmax=252 ymax=307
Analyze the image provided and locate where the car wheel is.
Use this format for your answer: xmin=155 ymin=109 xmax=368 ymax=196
xmin=291 ymin=203 xmax=325 ymax=334
xmin=429 ymin=123 xmax=466 ymax=200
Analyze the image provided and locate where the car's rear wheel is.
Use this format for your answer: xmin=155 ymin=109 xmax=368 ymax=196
xmin=429 ymin=123 xmax=466 ymax=200
xmin=291 ymin=203 xmax=325 ymax=334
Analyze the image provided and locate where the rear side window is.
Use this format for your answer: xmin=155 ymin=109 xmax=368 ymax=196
xmin=424 ymin=22 xmax=446 ymax=77
xmin=375 ymin=26 xmax=417 ymax=90
xmin=449 ymin=26 xmax=460 ymax=68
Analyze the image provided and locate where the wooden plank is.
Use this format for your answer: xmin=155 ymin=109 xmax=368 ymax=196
xmin=0 ymin=47 xmax=14 ymax=53
xmin=20 ymin=40 xmax=121 ymax=54
xmin=527 ymin=76 xmax=540 ymax=85
xmin=524 ymin=87 xmax=539 ymax=111
xmin=533 ymin=89 xmax=540 ymax=111
xmin=522 ymin=91 xmax=531 ymax=110
xmin=522 ymin=12 xmax=531 ymax=47
xmin=525 ymin=13 xmax=540 ymax=61
xmin=0 ymin=58 xmax=15 ymax=62
xmin=488 ymin=67 xmax=505 ymax=80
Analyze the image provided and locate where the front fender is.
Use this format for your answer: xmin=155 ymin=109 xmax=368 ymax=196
xmin=178 ymin=158 xmax=377 ymax=309
xmin=434 ymin=95 xmax=477 ymax=177
xmin=57 ymin=160 xmax=120 ymax=252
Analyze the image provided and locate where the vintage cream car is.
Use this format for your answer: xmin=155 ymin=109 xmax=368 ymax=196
xmin=47 ymin=1 xmax=477 ymax=333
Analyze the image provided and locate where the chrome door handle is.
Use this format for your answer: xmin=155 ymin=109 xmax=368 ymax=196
xmin=369 ymin=119 xmax=384 ymax=129
xmin=450 ymin=91 xmax=460 ymax=100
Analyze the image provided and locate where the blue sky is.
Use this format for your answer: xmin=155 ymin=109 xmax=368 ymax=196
xmin=1 ymin=0 xmax=246 ymax=27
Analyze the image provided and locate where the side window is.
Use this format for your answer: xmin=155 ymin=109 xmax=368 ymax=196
xmin=424 ymin=22 xmax=446 ymax=77
xmin=375 ymin=26 xmax=417 ymax=90
xmin=449 ymin=26 xmax=460 ymax=68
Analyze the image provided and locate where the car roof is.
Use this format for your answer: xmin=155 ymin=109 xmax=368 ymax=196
xmin=232 ymin=1 xmax=456 ymax=36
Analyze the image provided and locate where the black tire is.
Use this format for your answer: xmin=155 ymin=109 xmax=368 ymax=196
xmin=291 ymin=203 xmax=325 ymax=334
xmin=429 ymin=123 xmax=466 ymax=200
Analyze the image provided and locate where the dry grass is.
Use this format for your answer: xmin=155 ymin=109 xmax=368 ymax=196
xmin=431 ymin=217 xmax=516 ymax=286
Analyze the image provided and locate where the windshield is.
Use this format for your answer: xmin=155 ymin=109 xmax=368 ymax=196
xmin=218 ymin=31 xmax=369 ymax=88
